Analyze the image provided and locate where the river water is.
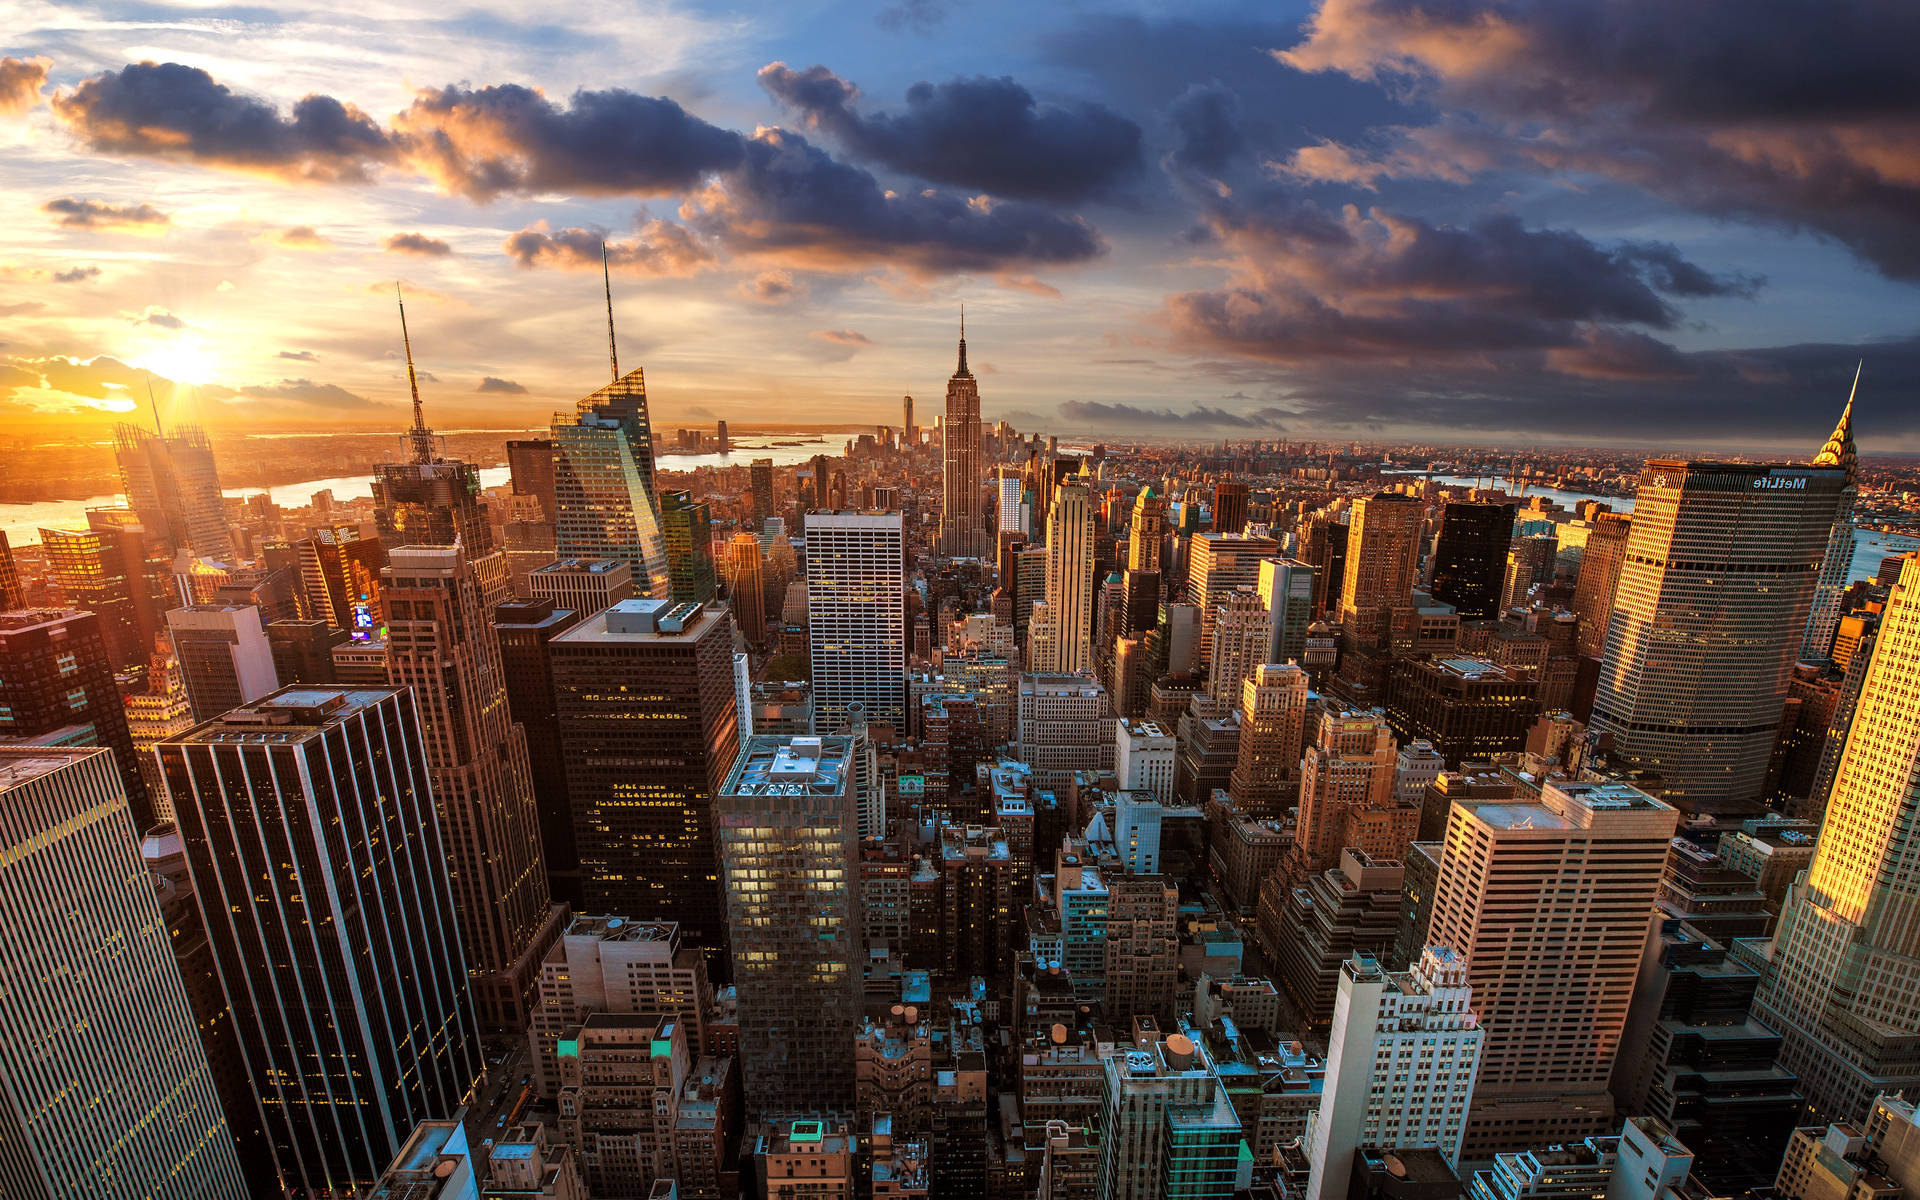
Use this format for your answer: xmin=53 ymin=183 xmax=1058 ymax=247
xmin=0 ymin=440 xmax=836 ymax=546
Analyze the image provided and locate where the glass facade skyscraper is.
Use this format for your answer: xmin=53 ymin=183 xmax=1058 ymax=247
xmin=1591 ymin=460 xmax=1848 ymax=814
xmin=715 ymin=734 xmax=861 ymax=1116
xmin=0 ymin=746 xmax=248 ymax=1200
xmin=156 ymin=687 xmax=483 ymax=1196
xmin=551 ymin=369 xmax=673 ymax=600
xmin=806 ymin=511 xmax=906 ymax=731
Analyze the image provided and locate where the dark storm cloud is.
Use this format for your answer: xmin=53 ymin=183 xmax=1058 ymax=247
xmin=386 ymin=232 xmax=452 ymax=256
xmin=1242 ymin=335 xmax=1920 ymax=446
xmin=758 ymin=63 xmax=1142 ymax=203
xmin=687 ymin=127 xmax=1103 ymax=275
xmin=395 ymin=83 xmax=745 ymax=200
xmin=47 ymin=60 xmax=1109 ymax=279
xmin=53 ymin=61 xmax=395 ymax=181
xmin=0 ymin=56 xmax=50 ymax=114
xmin=1280 ymin=0 xmax=1920 ymax=279
xmin=1057 ymin=400 xmax=1290 ymax=430
xmin=43 ymin=196 xmax=170 ymax=230
xmin=503 ymin=219 xmax=715 ymax=276
xmin=476 ymin=376 xmax=527 ymax=393
xmin=1167 ymin=177 xmax=1759 ymax=365
xmin=1166 ymin=83 xmax=1244 ymax=174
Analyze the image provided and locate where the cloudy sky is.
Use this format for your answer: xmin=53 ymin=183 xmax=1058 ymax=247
xmin=1 ymin=0 xmax=1916 ymax=448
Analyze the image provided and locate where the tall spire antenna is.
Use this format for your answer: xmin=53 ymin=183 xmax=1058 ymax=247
xmin=397 ymin=282 xmax=433 ymax=464
xmin=956 ymin=303 xmax=969 ymax=376
xmin=603 ymin=239 xmax=619 ymax=383
xmin=145 ymin=371 xmax=163 ymax=437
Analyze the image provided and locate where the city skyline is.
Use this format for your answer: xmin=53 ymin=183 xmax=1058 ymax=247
xmin=2 ymin=2 xmax=1918 ymax=449
xmin=6 ymin=5 xmax=1920 ymax=1199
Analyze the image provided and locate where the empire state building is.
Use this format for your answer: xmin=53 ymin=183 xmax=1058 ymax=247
xmin=939 ymin=314 xmax=990 ymax=558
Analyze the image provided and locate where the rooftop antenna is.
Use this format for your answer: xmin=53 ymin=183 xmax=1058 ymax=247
xmin=603 ymin=238 xmax=619 ymax=383
xmin=145 ymin=371 xmax=163 ymax=437
xmin=397 ymin=282 xmax=433 ymax=464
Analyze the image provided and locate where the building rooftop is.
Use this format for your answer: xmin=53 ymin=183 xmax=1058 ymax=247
xmin=0 ymin=745 xmax=112 ymax=790
xmin=532 ymin=557 xmax=629 ymax=576
xmin=166 ymin=686 xmax=401 ymax=744
xmin=723 ymin=734 xmax=854 ymax=797
xmin=555 ymin=597 xmax=720 ymax=643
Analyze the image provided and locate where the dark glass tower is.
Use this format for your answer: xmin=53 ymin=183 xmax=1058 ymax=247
xmin=1428 ymin=501 xmax=1516 ymax=621
xmin=660 ymin=488 xmax=717 ymax=604
xmin=156 ymin=687 xmax=484 ymax=1195
xmin=551 ymin=598 xmax=741 ymax=975
xmin=0 ymin=608 xmax=152 ymax=828
xmin=493 ymin=596 xmax=584 ymax=907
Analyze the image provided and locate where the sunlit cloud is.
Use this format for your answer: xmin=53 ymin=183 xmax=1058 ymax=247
xmin=0 ymin=56 xmax=50 ymax=115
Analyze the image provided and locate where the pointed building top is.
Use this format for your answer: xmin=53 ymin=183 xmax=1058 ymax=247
xmin=1812 ymin=360 xmax=1860 ymax=487
xmin=397 ymin=283 xmax=435 ymax=464
xmin=954 ymin=304 xmax=971 ymax=378
xmin=603 ymin=239 xmax=620 ymax=385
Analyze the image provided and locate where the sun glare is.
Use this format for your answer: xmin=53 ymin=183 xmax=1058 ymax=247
xmin=143 ymin=341 xmax=218 ymax=386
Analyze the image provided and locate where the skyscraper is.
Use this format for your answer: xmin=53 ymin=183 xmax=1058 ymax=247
xmin=156 ymin=687 xmax=484 ymax=1195
xmin=0 ymin=746 xmax=249 ymax=1200
xmin=0 ymin=529 xmax=22 ymax=608
xmin=165 ymin=603 xmax=279 ymax=721
xmin=998 ymin=469 xmax=1024 ymax=537
xmin=940 ymin=316 xmax=989 ymax=558
xmin=1591 ymin=460 xmax=1848 ymax=814
xmin=1188 ymin=530 xmax=1281 ymax=656
xmin=716 ymin=734 xmax=862 ymax=1115
xmin=493 ymin=597 xmax=583 ymax=907
xmin=528 ymin=556 xmax=634 ymax=620
xmin=1213 ymin=480 xmax=1249 ymax=536
xmin=806 ymin=511 xmax=906 ymax=731
xmin=1258 ymin=557 xmax=1317 ymax=664
xmin=39 ymin=523 xmax=155 ymax=671
xmin=506 ymin=436 xmax=558 ymax=517
xmin=296 ymin=524 xmax=388 ymax=638
xmin=1340 ymin=492 xmax=1424 ymax=650
xmin=551 ymin=368 xmax=673 ymax=600
xmin=1128 ymin=486 xmax=1164 ymax=573
xmin=383 ymin=545 xmax=561 ymax=1031
xmin=1228 ymin=662 xmax=1312 ymax=819
xmin=1429 ymin=502 xmax=1516 ymax=621
xmin=114 ymin=420 xmax=233 ymax=559
xmin=750 ymin=456 xmax=775 ymax=527
xmin=1803 ymin=372 xmax=1860 ymax=659
xmin=371 ymin=294 xmax=499 ymax=586
xmin=1296 ymin=712 xmax=1398 ymax=877
xmin=1429 ymin=780 xmax=1677 ymax=1156
xmin=903 ymin=393 xmax=915 ymax=444
xmin=725 ymin=531 xmax=767 ymax=644
xmin=1038 ymin=477 xmax=1095 ymax=673
xmin=0 ymin=608 xmax=152 ymax=828
xmin=552 ymin=598 xmax=741 ymax=968
xmin=1309 ymin=947 xmax=1483 ymax=1200
xmin=1570 ymin=513 xmax=1632 ymax=659
xmin=1754 ymin=554 xmax=1920 ymax=1123
xmin=660 ymin=488 xmax=718 ymax=604
xmin=1208 ymin=589 xmax=1273 ymax=708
